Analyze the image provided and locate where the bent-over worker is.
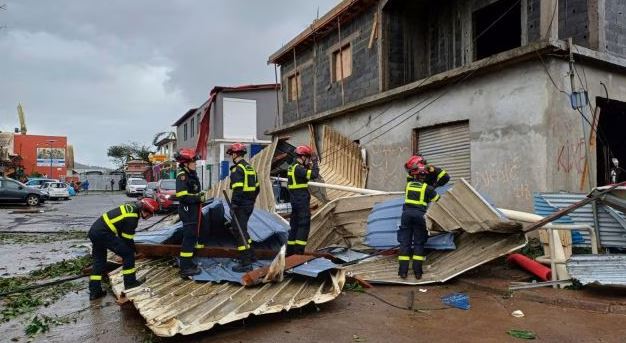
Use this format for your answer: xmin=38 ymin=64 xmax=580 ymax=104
xmin=405 ymin=154 xmax=450 ymax=188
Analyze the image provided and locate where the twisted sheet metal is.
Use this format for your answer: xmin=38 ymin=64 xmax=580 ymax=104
xmin=567 ymin=255 xmax=626 ymax=287
xmin=345 ymin=232 xmax=527 ymax=285
xmin=110 ymin=259 xmax=346 ymax=337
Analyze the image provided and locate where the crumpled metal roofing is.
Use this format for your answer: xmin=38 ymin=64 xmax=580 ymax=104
xmin=534 ymin=192 xmax=626 ymax=248
xmin=110 ymin=259 xmax=346 ymax=337
xmin=566 ymin=254 xmax=626 ymax=287
xmin=345 ymin=232 xmax=527 ymax=285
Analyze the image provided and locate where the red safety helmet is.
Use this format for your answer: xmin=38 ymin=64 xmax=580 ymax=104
xmin=409 ymin=164 xmax=429 ymax=176
xmin=226 ymin=143 xmax=247 ymax=155
xmin=174 ymin=148 xmax=199 ymax=163
xmin=404 ymin=155 xmax=426 ymax=171
xmin=294 ymin=145 xmax=313 ymax=157
xmin=138 ymin=198 xmax=158 ymax=215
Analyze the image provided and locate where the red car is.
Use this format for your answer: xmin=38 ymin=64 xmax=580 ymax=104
xmin=153 ymin=179 xmax=178 ymax=212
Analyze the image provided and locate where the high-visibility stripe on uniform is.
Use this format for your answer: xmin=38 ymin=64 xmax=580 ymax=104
xmin=195 ymin=243 xmax=205 ymax=249
xmin=180 ymin=251 xmax=193 ymax=258
xmin=177 ymin=171 xmax=186 ymax=177
xmin=176 ymin=190 xmax=189 ymax=197
xmin=248 ymin=238 xmax=252 ymax=244
xmin=412 ymin=255 xmax=425 ymax=261
xmin=287 ymin=164 xmax=308 ymax=189
xmin=122 ymin=268 xmax=136 ymax=275
xmin=398 ymin=256 xmax=410 ymax=261
xmin=102 ymin=205 xmax=138 ymax=236
xmin=287 ymin=240 xmax=296 ymax=245
xmin=230 ymin=164 xmax=257 ymax=192
xmin=306 ymin=169 xmax=312 ymax=180
xmin=436 ymin=169 xmax=447 ymax=181
xmin=432 ymin=194 xmax=440 ymax=202
xmin=405 ymin=182 xmax=427 ymax=206
xmin=294 ymin=240 xmax=307 ymax=246
xmin=90 ymin=275 xmax=102 ymax=281
xmin=237 ymin=245 xmax=248 ymax=251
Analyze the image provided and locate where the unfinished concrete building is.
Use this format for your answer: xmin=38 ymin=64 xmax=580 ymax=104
xmin=268 ymin=0 xmax=626 ymax=211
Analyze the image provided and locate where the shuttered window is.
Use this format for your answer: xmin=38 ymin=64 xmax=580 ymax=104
xmin=414 ymin=121 xmax=471 ymax=183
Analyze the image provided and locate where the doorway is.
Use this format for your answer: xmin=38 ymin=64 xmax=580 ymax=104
xmin=596 ymin=98 xmax=626 ymax=185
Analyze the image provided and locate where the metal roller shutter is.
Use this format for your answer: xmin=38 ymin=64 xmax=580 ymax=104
xmin=417 ymin=121 xmax=471 ymax=183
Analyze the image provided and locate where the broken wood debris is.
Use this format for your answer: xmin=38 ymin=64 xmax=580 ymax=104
xmin=241 ymin=254 xmax=317 ymax=286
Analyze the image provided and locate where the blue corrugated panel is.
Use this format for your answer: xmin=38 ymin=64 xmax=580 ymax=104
xmin=364 ymin=196 xmax=456 ymax=250
xmin=192 ymin=258 xmax=269 ymax=283
xmin=289 ymin=258 xmax=338 ymax=278
xmin=250 ymin=144 xmax=264 ymax=157
xmin=220 ymin=160 xmax=230 ymax=180
xmin=532 ymin=193 xmax=583 ymax=244
xmin=534 ymin=192 xmax=626 ymax=248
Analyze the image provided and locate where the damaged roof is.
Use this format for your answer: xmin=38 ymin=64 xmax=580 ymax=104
xmin=110 ymin=259 xmax=346 ymax=337
xmin=567 ymin=255 xmax=626 ymax=287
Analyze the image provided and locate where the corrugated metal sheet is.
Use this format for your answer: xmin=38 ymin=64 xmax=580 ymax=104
xmin=364 ymin=196 xmax=455 ymax=249
xmin=110 ymin=259 xmax=346 ymax=337
xmin=289 ymin=258 xmax=338 ymax=277
xmin=535 ymin=192 xmax=626 ymax=248
xmin=417 ymin=121 xmax=471 ymax=182
xmin=346 ymin=232 xmax=527 ymax=285
xmin=566 ymin=255 xmax=626 ymax=287
xmin=207 ymin=139 xmax=277 ymax=212
xmin=312 ymin=125 xmax=368 ymax=206
xmin=428 ymin=179 xmax=520 ymax=233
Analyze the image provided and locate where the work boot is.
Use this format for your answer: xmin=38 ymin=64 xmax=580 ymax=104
xmin=247 ymin=249 xmax=257 ymax=263
xmin=89 ymin=289 xmax=107 ymax=301
xmin=286 ymin=245 xmax=295 ymax=257
xmin=232 ymin=252 xmax=253 ymax=273
xmin=398 ymin=261 xmax=409 ymax=279
xmin=413 ymin=262 xmax=423 ymax=280
xmin=180 ymin=265 xmax=202 ymax=279
xmin=124 ymin=279 xmax=144 ymax=290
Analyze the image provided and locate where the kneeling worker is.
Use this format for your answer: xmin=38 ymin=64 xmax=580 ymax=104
xmin=89 ymin=198 xmax=158 ymax=300
xmin=398 ymin=157 xmax=440 ymax=280
xmin=226 ymin=143 xmax=260 ymax=272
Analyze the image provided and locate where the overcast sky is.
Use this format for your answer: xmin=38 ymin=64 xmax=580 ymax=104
xmin=0 ymin=0 xmax=337 ymax=167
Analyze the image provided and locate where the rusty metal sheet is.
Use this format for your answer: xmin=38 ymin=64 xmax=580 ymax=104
xmin=110 ymin=259 xmax=346 ymax=337
xmin=344 ymin=232 xmax=527 ymax=285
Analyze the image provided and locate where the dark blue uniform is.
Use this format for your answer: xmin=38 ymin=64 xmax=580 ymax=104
xmin=406 ymin=165 xmax=450 ymax=188
xmin=398 ymin=179 xmax=440 ymax=278
xmin=176 ymin=167 xmax=202 ymax=270
xmin=229 ymin=159 xmax=259 ymax=252
xmin=89 ymin=203 xmax=140 ymax=293
xmin=287 ymin=160 xmax=319 ymax=255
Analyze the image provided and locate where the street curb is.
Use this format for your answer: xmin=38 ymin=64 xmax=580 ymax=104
xmin=458 ymin=278 xmax=625 ymax=314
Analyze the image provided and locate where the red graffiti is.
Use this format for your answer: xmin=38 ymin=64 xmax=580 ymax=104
xmin=557 ymin=138 xmax=586 ymax=174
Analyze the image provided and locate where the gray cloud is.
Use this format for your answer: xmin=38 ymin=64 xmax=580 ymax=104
xmin=0 ymin=0 xmax=337 ymax=166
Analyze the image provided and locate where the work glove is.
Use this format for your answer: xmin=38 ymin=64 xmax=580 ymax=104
xmin=199 ymin=191 xmax=207 ymax=203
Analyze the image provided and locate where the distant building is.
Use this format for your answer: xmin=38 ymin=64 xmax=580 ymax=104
xmin=125 ymin=160 xmax=150 ymax=178
xmin=12 ymin=134 xmax=68 ymax=180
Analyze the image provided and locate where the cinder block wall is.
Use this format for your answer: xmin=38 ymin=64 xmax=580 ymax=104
xmin=605 ymin=0 xmax=626 ymax=56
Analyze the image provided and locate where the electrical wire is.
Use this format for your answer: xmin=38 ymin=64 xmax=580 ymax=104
xmin=314 ymin=0 xmax=522 ymax=166
xmin=360 ymin=291 xmax=452 ymax=312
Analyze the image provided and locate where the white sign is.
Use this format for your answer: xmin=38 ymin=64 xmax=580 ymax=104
xmin=223 ymin=97 xmax=257 ymax=140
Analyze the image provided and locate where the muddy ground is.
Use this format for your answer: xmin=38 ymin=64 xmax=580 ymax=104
xmin=1 ymin=194 xmax=625 ymax=342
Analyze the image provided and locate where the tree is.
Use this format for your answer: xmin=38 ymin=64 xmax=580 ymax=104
xmin=107 ymin=142 xmax=155 ymax=168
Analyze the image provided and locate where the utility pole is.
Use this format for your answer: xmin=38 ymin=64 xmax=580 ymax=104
xmin=47 ymin=140 xmax=56 ymax=179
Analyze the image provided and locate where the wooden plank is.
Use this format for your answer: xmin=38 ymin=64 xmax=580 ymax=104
xmin=368 ymin=11 xmax=378 ymax=49
xmin=241 ymin=255 xmax=317 ymax=286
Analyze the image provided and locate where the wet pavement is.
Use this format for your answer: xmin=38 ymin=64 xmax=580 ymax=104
xmin=2 ymin=194 xmax=626 ymax=342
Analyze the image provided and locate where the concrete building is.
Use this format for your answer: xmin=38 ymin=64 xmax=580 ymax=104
xmin=12 ymin=134 xmax=68 ymax=180
xmin=186 ymin=84 xmax=280 ymax=189
xmin=268 ymin=0 xmax=626 ymax=211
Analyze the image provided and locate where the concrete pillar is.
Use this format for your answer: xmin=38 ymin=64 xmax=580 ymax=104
xmin=540 ymin=0 xmax=559 ymax=41
xmin=588 ymin=0 xmax=606 ymax=51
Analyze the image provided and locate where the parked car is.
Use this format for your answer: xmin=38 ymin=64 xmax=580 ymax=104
xmin=0 ymin=177 xmax=46 ymax=206
xmin=153 ymin=179 xmax=178 ymax=212
xmin=40 ymin=182 xmax=70 ymax=200
xmin=25 ymin=178 xmax=59 ymax=189
xmin=143 ymin=182 xmax=158 ymax=198
xmin=125 ymin=178 xmax=147 ymax=197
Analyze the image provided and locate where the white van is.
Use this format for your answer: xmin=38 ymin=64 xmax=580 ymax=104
xmin=125 ymin=178 xmax=147 ymax=197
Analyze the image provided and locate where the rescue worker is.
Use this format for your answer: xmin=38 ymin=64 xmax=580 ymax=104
xmin=286 ymin=145 xmax=319 ymax=256
xmin=88 ymin=197 xmax=158 ymax=300
xmin=226 ymin=143 xmax=260 ymax=272
xmin=175 ymin=148 xmax=206 ymax=278
xmin=405 ymin=155 xmax=450 ymax=188
xmin=398 ymin=159 xmax=440 ymax=280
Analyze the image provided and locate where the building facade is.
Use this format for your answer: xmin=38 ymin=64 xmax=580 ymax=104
xmin=268 ymin=0 xmax=626 ymax=211
xmin=12 ymin=134 xmax=68 ymax=180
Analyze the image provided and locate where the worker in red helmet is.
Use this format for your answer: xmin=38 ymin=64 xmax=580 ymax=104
xmin=226 ymin=143 xmax=260 ymax=272
xmin=174 ymin=148 xmax=205 ymax=278
xmin=88 ymin=198 xmax=158 ymax=300
xmin=286 ymin=145 xmax=319 ymax=256
xmin=397 ymin=159 xmax=440 ymax=280
xmin=405 ymin=154 xmax=450 ymax=188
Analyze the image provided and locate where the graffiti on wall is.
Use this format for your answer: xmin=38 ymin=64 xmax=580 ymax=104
xmin=473 ymin=156 xmax=532 ymax=202
xmin=556 ymin=137 xmax=586 ymax=175
xmin=368 ymin=143 xmax=411 ymax=190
